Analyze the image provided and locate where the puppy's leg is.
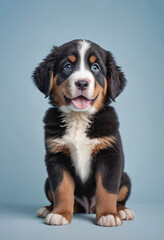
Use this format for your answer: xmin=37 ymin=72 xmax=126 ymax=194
xmin=45 ymin=170 xmax=74 ymax=225
xmin=42 ymin=153 xmax=75 ymax=225
xmin=117 ymin=172 xmax=135 ymax=220
xmin=95 ymin=172 xmax=122 ymax=227
xmin=95 ymin=138 xmax=125 ymax=227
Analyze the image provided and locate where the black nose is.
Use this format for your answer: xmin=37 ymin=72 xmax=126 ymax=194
xmin=75 ymin=80 xmax=89 ymax=91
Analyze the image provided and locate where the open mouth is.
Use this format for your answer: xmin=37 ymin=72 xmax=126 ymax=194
xmin=64 ymin=95 xmax=98 ymax=109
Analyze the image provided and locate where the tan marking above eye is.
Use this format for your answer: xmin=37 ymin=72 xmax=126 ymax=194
xmin=68 ymin=55 xmax=76 ymax=63
xmin=89 ymin=55 xmax=96 ymax=63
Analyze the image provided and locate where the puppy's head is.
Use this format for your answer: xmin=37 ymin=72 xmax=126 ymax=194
xmin=32 ymin=40 xmax=126 ymax=114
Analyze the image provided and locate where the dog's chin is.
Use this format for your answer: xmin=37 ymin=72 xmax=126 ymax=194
xmin=60 ymin=103 xmax=97 ymax=114
xmin=69 ymin=103 xmax=92 ymax=112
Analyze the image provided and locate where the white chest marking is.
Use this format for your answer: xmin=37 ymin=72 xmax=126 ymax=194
xmin=52 ymin=112 xmax=99 ymax=182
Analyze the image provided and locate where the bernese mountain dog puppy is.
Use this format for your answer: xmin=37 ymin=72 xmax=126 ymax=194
xmin=32 ymin=39 xmax=135 ymax=227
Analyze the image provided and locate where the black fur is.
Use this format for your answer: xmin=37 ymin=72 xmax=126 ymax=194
xmin=44 ymin=107 xmax=66 ymax=139
xmin=87 ymin=106 xmax=119 ymax=138
xmin=45 ymin=152 xmax=72 ymax=192
xmin=32 ymin=50 xmax=57 ymax=97
xmin=44 ymin=178 xmax=53 ymax=203
xmin=106 ymin=51 xmax=127 ymax=101
xmin=95 ymin=131 xmax=124 ymax=194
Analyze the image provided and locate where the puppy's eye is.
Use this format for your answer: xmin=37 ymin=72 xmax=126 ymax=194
xmin=64 ymin=64 xmax=72 ymax=72
xmin=91 ymin=63 xmax=100 ymax=72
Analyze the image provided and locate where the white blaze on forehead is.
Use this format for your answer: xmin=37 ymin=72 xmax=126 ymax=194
xmin=78 ymin=40 xmax=91 ymax=71
xmin=66 ymin=40 xmax=95 ymax=111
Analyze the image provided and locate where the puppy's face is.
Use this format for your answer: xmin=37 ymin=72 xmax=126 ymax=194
xmin=51 ymin=40 xmax=108 ymax=113
xmin=33 ymin=40 xmax=126 ymax=114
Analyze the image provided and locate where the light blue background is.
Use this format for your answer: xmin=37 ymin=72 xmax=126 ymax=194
xmin=0 ymin=0 xmax=164 ymax=208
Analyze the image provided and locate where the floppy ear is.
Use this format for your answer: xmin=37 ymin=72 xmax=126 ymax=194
xmin=32 ymin=47 xmax=57 ymax=98
xmin=106 ymin=51 xmax=127 ymax=101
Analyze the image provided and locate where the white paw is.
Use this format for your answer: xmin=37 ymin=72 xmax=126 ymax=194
xmin=97 ymin=215 xmax=122 ymax=227
xmin=45 ymin=213 xmax=69 ymax=225
xmin=37 ymin=207 xmax=50 ymax=218
xmin=119 ymin=209 xmax=135 ymax=220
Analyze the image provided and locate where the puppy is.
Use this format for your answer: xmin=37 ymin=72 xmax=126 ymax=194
xmin=32 ymin=39 xmax=135 ymax=227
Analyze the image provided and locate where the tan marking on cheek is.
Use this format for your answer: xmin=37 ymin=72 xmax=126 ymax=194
xmin=51 ymin=171 xmax=75 ymax=223
xmin=92 ymin=81 xmax=105 ymax=111
xmin=117 ymin=186 xmax=128 ymax=202
xmin=50 ymin=75 xmax=72 ymax=107
xmin=92 ymin=136 xmax=116 ymax=155
xmin=103 ymin=77 xmax=108 ymax=96
xmin=89 ymin=55 xmax=96 ymax=63
xmin=92 ymin=77 xmax=108 ymax=111
xmin=47 ymin=138 xmax=70 ymax=156
xmin=95 ymin=172 xmax=117 ymax=221
xmin=68 ymin=55 xmax=76 ymax=63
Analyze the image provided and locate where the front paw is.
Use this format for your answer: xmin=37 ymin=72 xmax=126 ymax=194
xmin=45 ymin=212 xmax=71 ymax=226
xmin=96 ymin=213 xmax=122 ymax=227
xmin=117 ymin=206 xmax=135 ymax=220
xmin=37 ymin=206 xmax=52 ymax=218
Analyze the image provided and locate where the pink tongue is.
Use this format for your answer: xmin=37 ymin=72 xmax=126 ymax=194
xmin=71 ymin=96 xmax=91 ymax=109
